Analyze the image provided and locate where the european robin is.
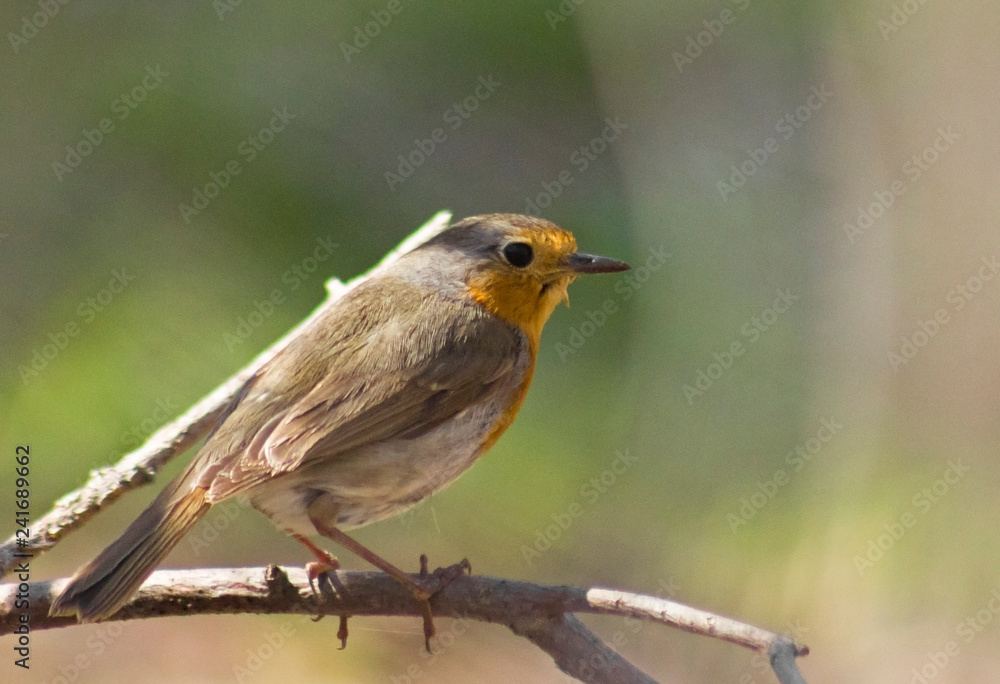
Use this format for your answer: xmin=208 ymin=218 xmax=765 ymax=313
xmin=50 ymin=213 xmax=630 ymax=645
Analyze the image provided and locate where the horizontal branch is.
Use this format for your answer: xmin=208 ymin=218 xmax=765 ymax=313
xmin=1 ymin=567 xmax=808 ymax=684
xmin=0 ymin=212 xmax=453 ymax=578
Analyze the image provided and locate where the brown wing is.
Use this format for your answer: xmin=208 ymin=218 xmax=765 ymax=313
xmin=198 ymin=279 xmax=523 ymax=501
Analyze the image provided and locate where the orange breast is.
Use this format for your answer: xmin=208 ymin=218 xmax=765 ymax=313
xmin=477 ymin=359 xmax=535 ymax=454
xmin=465 ymin=268 xmax=570 ymax=455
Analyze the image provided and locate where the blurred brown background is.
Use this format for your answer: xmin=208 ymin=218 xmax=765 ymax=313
xmin=2 ymin=1 xmax=999 ymax=682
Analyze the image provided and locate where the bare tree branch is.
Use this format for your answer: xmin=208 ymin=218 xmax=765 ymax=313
xmin=0 ymin=211 xmax=454 ymax=578
xmin=1 ymin=567 xmax=807 ymax=683
xmin=511 ymin=613 xmax=658 ymax=684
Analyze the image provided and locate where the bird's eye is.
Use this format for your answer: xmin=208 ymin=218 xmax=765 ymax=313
xmin=501 ymin=242 xmax=534 ymax=268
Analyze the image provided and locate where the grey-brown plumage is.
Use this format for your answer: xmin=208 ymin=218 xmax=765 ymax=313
xmin=50 ymin=214 xmax=629 ymax=624
xmin=48 ymin=470 xmax=210 ymax=622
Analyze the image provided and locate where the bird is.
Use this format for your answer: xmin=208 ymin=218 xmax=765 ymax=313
xmin=50 ymin=213 xmax=630 ymax=646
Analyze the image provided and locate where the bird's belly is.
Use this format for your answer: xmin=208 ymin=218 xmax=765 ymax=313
xmin=248 ymin=397 xmax=509 ymax=533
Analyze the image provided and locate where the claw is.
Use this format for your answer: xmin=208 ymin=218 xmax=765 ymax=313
xmin=337 ymin=615 xmax=349 ymax=649
xmin=306 ymin=561 xmax=336 ymax=598
xmin=298 ymin=537 xmax=342 ymax=624
xmin=419 ymin=599 xmax=435 ymax=653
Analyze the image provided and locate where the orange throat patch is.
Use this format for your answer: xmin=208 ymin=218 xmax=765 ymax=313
xmin=466 ymin=272 xmax=572 ymax=352
xmin=466 ymin=271 xmax=572 ymax=454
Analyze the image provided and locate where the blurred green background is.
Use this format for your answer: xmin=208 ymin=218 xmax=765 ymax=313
xmin=3 ymin=1 xmax=999 ymax=682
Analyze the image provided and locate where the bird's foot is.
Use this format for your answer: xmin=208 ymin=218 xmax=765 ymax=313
xmin=293 ymin=533 xmax=342 ymax=600
xmin=411 ymin=554 xmax=472 ymax=651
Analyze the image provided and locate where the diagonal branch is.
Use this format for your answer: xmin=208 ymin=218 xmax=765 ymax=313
xmin=1 ymin=567 xmax=808 ymax=684
xmin=511 ymin=613 xmax=658 ymax=684
xmin=0 ymin=211 xmax=454 ymax=578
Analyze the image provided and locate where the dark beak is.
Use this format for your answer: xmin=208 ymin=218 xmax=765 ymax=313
xmin=566 ymin=252 xmax=631 ymax=274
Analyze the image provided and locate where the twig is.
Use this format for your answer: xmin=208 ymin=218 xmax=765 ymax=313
xmin=584 ymin=588 xmax=807 ymax=657
xmin=1 ymin=567 xmax=808 ymax=684
xmin=0 ymin=211 xmax=454 ymax=578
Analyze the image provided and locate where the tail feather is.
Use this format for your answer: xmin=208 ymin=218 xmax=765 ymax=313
xmin=50 ymin=481 xmax=210 ymax=622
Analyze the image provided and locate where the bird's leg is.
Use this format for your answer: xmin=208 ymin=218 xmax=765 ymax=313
xmin=304 ymin=518 xmax=466 ymax=650
xmin=291 ymin=533 xmax=341 ymax=596
xmin=304 ymin=497 xmax=469 ymax=650
xmin=309 ymin=519 xmax=438 ymax=648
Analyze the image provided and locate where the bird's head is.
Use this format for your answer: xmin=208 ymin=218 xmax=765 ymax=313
xmin=416 ymin=214 xmax=630 ymax=346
